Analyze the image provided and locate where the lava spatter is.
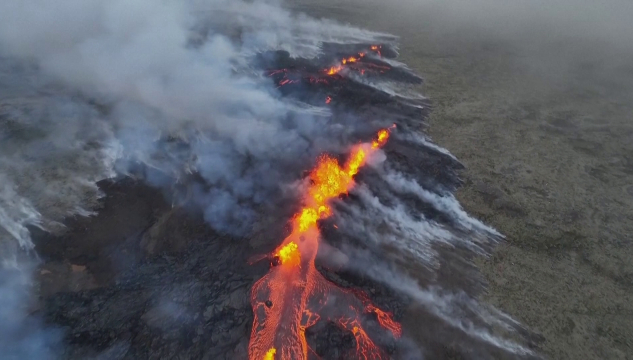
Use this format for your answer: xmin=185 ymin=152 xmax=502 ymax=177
xmin=249 ymin=128 xmax=401 ymax=360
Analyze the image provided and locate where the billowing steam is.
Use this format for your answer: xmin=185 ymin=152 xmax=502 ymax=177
xmin=0 ymin=0 xmax=393 ymax=239
xmin=0 ymin=259 xmax=63 ymax=359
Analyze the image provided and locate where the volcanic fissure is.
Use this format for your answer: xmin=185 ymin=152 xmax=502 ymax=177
xmin=248 ymin=128 xmax=400 ymax=360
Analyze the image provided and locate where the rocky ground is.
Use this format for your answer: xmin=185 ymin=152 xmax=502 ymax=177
xmin=289 ymin=0 xmax=633 ymax=359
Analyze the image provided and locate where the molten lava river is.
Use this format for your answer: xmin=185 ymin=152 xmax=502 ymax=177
xmin=249 ymin=128 xmax=401 ymax=360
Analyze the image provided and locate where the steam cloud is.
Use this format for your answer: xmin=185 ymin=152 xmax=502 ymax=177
xmin=0 ymin=259 xmax=62 ymax=359
xmin=0 ymin=0 xmax=397 ymax=238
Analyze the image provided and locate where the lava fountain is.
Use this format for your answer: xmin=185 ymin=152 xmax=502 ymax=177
xmin=249 ymin=128 xmax=401 ymax=360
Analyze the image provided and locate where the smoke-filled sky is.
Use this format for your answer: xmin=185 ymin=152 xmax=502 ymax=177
xmin=408 ymin=0 xmax=633 ymax=84
xmin=391 ymin=0 xmax=633 ymax=40
xmin=334 ymin=0 xmax=633 ymax=49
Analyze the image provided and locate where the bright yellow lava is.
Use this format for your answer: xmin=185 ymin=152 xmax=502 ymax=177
xmin=293 ymin=130 xmax=391 ymax=235
xmin=276 ymin=242 xmax=300 ymax=267
xmin=263 ymin=348 xmax=276 ymax=360
xmin=372 ymin=129 xmax=389 ymax=149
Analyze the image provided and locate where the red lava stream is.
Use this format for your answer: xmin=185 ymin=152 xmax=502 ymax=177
xmin=249 ymin=128 xmax=401 ymax=360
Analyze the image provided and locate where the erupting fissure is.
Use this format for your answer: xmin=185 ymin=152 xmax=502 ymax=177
xmin=324 ymin=45 xmax=383 ymax=76
xmin=269 ymin=45 xmax=385 ymax=89
xmin=249 ymin=127 xmax=400 ymax=360
xmin=324 ymin=50 xmax=367 ymax=76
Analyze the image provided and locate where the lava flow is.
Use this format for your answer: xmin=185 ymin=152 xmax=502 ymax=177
xmin=268 ymin=45 xmax=387 ymax=90
xmin=249 ymin=128 xmax=401 ymax=360
xmin=324 ymin=45 xmax=383 ymax=76
xmin=325 ymin=53 xmax=364 ymax=76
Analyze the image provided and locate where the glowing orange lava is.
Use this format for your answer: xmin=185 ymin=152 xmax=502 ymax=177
xmin=324 ymin=45 xmax=383 ymax=77
xmin=326 ymin=66 xmax=342 ymax=75
xmin=264 ymin=348 xmax=277 ymax=360
xmin=249 ymin=128 xmax=401 ymax=360
xmin=269 ymin=45 xmax=384 ymax=89
xmin=276 ymin=241 xmax=301 ymax=267
xmin=342 ymin=56 xmax=358 ymax=64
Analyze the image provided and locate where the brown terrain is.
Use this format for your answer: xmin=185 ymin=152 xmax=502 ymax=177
xmin=290 ymin=0 xmax=633 ymax=358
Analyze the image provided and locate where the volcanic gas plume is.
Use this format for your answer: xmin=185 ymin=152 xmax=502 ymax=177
xmin=249 ymin=128 xmax=400 ymax=360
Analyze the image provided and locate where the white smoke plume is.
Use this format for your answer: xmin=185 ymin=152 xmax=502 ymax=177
xmin=0 ymin=0 xmax=392 ymax=239
xmin=327 ymin=156 xmax=532 ymax=355
xmin=381 ymin=168 xmax=501 ymax=237
xmin=0 ymin=258 xmax=63 ymax=359
xmin=347 ymin=254 xmax=534 ymax=356
xmin=337 ymin=184 xmax=452 ymax=268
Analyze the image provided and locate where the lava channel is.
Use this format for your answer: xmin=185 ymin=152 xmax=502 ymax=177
xmin=249 ymin=128 xmax=401 ymax=360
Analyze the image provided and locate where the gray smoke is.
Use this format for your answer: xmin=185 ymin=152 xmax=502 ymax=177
xmin=0 ymin=259 xmax=62 ymax=359
xmin=0 ymin=57 xmax=118 ymax=357
xmin=346 ymin=252 xmax=533 ymax=356
xmin=0 ymin=0 xmax=390 ymax=238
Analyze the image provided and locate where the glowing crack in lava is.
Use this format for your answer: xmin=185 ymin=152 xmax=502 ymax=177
xmin=324 ymin=45 xmax=381 ymax=76
xmin=249 ymin=128 xmax=401 ymax=360
xmin=269 ymin=45 xmax=386 ymax=89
